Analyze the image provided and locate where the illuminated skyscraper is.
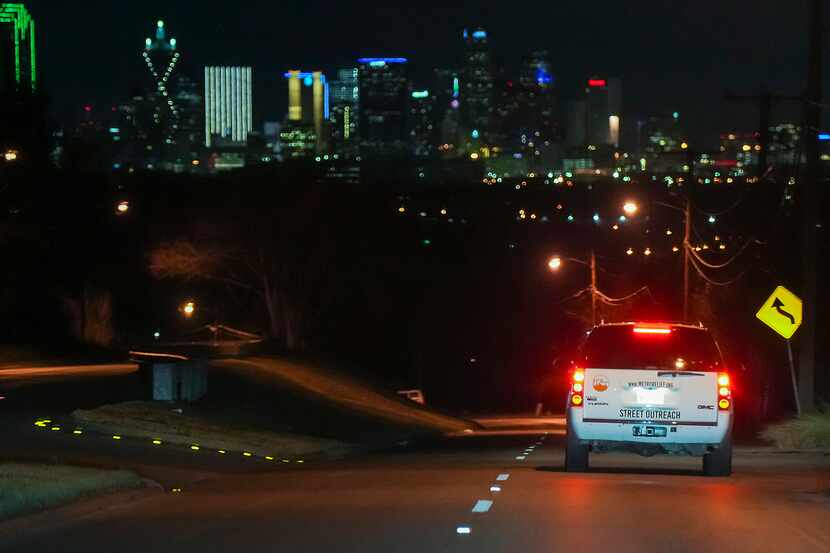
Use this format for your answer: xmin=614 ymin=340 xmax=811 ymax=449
xmin=514 ymin=50 xmax=559 ymax=170
xmin=517 ymin=51 xmax=557 ymax=134
xmin=433 ymin=69 xmax=463 ymax=157
xmin=585 ymin=77 xmax=622 ymax=147
xmin=329 ymin=68 xmax=359 ymax=158
xmin=204 ymin=66 xmax=253 ymax=147
xmin=409 ymin=89 xmax=436 ymax=158
xmin=172 ymin=73 xmax=203 ymax=160
xmin=357 ymin=57 xmax=409 ymax=159
xmin=280 ymin=70 xmax=328 ymax=158
xmin=462 ymin=28 xmax=493 ymax=141
xmin=142 ymin=20 xmax=181 ymax=148
xmin=0 ymin=3 xmax=36 ymax=93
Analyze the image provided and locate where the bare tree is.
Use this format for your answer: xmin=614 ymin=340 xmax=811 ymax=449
xmin=149 ymin=239 xmax=307 ymax=350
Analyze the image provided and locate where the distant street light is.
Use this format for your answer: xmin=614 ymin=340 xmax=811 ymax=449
xmin=182 ymin=301 xmax=196 ymax=318
xmin=548 ymin=256 xmax=562 ymax=271
xmin=623 ymin=201 xmax=639 ymax=216
xmin=116 ymin=200 xmax=130 ymax=215
xmin=4 ymin=150 xmax=18 ymax=162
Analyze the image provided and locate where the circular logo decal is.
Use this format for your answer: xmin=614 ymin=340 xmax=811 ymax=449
xmin=593 ymin=376 xmax=609 ymax=392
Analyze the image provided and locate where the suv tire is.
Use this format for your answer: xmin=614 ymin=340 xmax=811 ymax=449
xmin=565 ymin=426 xmax=589 ymax=472
xmin=703 ymin=435 xmax=732 ymax=477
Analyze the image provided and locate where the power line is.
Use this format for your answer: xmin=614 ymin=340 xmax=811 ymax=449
xmin=595 ymin=286 xmax=653 ymax=305
xmin=687 ymin=250 xmax=749 ymax=286
xmin=688 ymin=237 xmax=755 ymax=269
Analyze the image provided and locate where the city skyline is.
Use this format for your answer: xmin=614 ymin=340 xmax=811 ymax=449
xmin=21 ymin=0 xmax=810 ymax=144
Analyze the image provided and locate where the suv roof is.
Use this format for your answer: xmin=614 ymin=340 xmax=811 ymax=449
xmin=593 ymin=321 xmax=709 ymax=332
xmin=581 ymin=322 xmax=722 ymax=370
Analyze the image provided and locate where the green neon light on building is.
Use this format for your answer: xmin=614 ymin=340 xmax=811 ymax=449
xmin=0 ymin=3 xmax=37 ymax=91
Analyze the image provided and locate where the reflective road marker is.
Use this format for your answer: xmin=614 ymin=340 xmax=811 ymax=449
xmin=472 ymin=500 xmax=493 ymax=513
xmin=30 ymin=418 xmax=305 ymax=467
xmin=456 ymin=526 xmax=472 ymax=535
xmin=496 ymin=473 xmax=510 ymax=481
xmin=490 ymin=485 xmax=502 ymax=493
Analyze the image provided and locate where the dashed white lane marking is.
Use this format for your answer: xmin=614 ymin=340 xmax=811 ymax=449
xmin=456 ymin=526 xmax=472 ymax=535
xmin=516 ymin=455 xmax=526 ymax=460
xmin=496 ymin=473 xmax=510 ymax=481
xmin=472 ymin=500 xmax=493 ymax=513
xmin=490 ymin=485 xmax=502 ymax=493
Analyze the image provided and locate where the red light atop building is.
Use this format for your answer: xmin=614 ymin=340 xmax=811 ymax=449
xmin=587 ymin=79 xmax=607 ymax=87
xmin=83 ymin=104 xmax=93 ymax=113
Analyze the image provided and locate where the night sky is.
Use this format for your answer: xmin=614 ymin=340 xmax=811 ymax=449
xmin=25 ymin=0 xmax=813 ymax=144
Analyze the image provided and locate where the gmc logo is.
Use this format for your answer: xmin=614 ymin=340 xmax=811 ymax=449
xmin=697 ymin=404 xmax=714 ymax=410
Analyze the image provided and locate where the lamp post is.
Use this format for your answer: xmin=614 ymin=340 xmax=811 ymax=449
xmin=548 ymin=251 xmax=598 ymax=326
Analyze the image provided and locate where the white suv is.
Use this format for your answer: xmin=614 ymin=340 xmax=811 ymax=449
xmin=565 ymin=322 xmax=733 ymax=476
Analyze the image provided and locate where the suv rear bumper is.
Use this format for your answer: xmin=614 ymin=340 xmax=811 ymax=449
xmin=568 ymin=407 xmax=732 ymax=448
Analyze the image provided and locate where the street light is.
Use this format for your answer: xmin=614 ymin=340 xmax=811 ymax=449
xmin=116 ymin=200 xmax=130 ymax=215
xmin=547 ymin=252 xmax=598 ymax=325
xmin=182 ymin=301 xmax=196 ymax=318
xmin=4 ymin=150 xmax=18 ymax=162
xmin=622 ymin=201 xmax=639 ymax=216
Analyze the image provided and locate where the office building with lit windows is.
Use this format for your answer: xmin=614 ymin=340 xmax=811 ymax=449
xmin=0 ymin=3 xmax=36 ymax=93
xmin=462 ymin=28 xmax=493 ymax=142
xmin=329 ymin=68 xmax=359 ymax=158
xmin=204 ymin=66 xmax=253 ymax=147
xmin=357 ymin=57 xmax=409 ymax=159
xmin=409 ymin=89 xmax=436 ymax=158
xmin=280 ymin=70 xmax=329 ymax=158
xmin=585 ymin=77 xmax=622 ymax=147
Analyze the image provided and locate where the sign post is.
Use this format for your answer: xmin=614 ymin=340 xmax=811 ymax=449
xmin=785 ymin=340 xmax=800 ymax=417
xmin=756 ymin=285 xmax=803 ymax=416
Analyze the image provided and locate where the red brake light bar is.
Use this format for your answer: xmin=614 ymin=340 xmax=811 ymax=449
xmin=588 ymin=79 xmax=607 ymax=87
xmin=633 ymin=327 xmax=672 ymax=335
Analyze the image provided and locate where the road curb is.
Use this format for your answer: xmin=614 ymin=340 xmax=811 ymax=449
xmin=0 ymin=485 xmax=161 ymax=544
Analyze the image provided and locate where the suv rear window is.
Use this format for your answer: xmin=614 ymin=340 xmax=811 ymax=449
xmin=581 ymin=325 xmax=722 ymax=371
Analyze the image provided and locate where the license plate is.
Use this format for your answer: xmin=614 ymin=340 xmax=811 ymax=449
xmin=635 ymin=388 xmax=666 ymax=405
xmin=632 ymin=426 xmax=667 ymax=437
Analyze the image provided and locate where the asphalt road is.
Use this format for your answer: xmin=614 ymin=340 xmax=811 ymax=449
xmin=2 ymin=425 xmax=829 ymax=553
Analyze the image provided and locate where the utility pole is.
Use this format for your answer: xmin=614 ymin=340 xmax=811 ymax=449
xmin=683 ymin=195 xmax=692 ymax=322
xmin=590 ymin=250 xmax=597 ymax=326
xmin=798 ymin=0 xmax=822 ymax=413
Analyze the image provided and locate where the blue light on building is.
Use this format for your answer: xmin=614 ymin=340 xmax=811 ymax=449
xmin=536 ymin=68 xmax=554 ymax=85
xmin=472 ymin=30 xmax=487 ymax=39
xmin=357 ymin=57 xmax=408 ymax=64
xmin=818 ymin=132 xmax=830 ymax=141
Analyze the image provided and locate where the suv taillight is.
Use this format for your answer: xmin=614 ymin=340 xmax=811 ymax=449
xmin=571 ymin=369 xmax=585 ymax=407
xmin=717 ymin=372 xmax=731 ymax=410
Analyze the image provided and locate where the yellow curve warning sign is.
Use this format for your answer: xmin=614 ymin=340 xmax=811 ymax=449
xmin=756 ymin=286 xmax=803 ymax=340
